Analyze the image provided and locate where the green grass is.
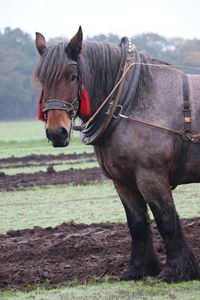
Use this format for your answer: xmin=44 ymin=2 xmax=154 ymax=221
xmin=0 ymin=121 xmax=93 ymax=158
xmin=172 ymin=184 xmax=200 ymax=218
xmin=0 ymin=121 xmax=45 ymax=142
xmin=0 ymin=138 xmax=93 ymax=158
xmin=0 ymin=181 xmax=200 ymax=235
xmin=0 ymin=181 xmax=122 ymax=234
xmin=1 ymin=279 xmax=200 ymax=299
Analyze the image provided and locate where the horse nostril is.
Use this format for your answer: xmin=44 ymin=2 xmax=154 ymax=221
xmin=59 ymin=127 xmax=68 ymax=136
xmin=46 ymin=128 xmax=51 ymax=140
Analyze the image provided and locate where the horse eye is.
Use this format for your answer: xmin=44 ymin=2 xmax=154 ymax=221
xmin=71 ymin=75 xmax=77 ymax=82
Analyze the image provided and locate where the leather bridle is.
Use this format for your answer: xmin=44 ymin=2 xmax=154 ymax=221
xmin=39 ymin=61 xmax=80 ymax=121
xmin=42 ymin=98 xmax=79 ymax=119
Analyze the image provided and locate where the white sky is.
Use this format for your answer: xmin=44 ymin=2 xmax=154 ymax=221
xmin=0 ymin=0 xmax=200 ymax=40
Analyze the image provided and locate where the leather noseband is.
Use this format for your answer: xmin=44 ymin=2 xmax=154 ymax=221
xmin=43 ymin=98 xmax=79 ymax=117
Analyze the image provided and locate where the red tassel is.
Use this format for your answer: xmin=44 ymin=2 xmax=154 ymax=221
xmin=38 ymin=91 xmax=46 ymax=122
xmin=38 ymin=87 xmax=90 ymax=120
xmin=80 ymin=85 xmax=91 ymax=116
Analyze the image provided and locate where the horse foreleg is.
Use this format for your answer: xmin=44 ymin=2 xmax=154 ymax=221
xmin=137 ymin=170 xmax=200 ymax=282
xmin=114 ymin=181 xmax=161 ymax=280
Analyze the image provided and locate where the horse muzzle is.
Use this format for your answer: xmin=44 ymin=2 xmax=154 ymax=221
xmin=46 ymin=127 xmax=69 ymax=147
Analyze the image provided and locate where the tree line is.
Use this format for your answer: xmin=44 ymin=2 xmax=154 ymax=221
xmin=1 ymin=27 xmax=200 ymax=121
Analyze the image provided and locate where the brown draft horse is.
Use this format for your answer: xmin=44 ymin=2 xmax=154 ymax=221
xmin=34 ymin=27 xmax=200 ymax=282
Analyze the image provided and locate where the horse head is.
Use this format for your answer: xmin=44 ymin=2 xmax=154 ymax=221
xmin=34 ymin=27 xmax=85 ymax=147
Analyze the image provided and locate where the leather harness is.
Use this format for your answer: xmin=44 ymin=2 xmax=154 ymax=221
xmin=182 ymin=73 xmax=192 ymax=134
xmin=78 ymin=40 xmax=199 ymax=147
xmin=43 ymin=98 xmax=79 ymax=117
xmin=80 ymin=37 xmax=141 ymax=145
xmin=171 ymin=73 xmax=191 ymax=189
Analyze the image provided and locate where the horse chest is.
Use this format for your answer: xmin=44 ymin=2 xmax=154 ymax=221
xmin=94 ymin=146 xmax=137 ymax=182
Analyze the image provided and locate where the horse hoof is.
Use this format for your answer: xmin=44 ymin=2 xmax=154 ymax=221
xmin=157 ymin=265 xmax=200 ymax=283
xmin=156 ymin=267 xmax=174 ymax=283
xmin=120 ymin=266 xmax=140 ymax=281
xmin=120 ymin=262 xmax=161 ymax=281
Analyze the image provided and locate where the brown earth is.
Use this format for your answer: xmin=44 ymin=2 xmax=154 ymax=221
xmin=0 ymin=218 xmax=199 ymax=290
xmin=0 ymin=152 xmax=96 ymax=169
xmin=0 ymin=167 xmax=106 ymax=191
xmin=0 ymin=153 xmax=106 ymax=191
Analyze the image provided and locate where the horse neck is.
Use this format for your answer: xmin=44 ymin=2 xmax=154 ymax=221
xmin=79 ymin=41 xmax=122 ymax=117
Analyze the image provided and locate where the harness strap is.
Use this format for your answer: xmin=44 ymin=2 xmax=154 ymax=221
xmin=82 ymin=54 xmax=130 ymax=144
xmin=79 ymin=37 xmax=129 ymax=142
xmin=43 ymin=99 xmax=79 ymax=113
xmin=182 ymin=74 xmax=192 ymax=133
xmin=80 ymin=37 xmax=141 ymax=145
xmin=171 ymin=74 xmax=191 ymax=190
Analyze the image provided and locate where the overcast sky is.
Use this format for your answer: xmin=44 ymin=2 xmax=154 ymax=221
xmin=1 ymin=0 xmax=200 ymax=40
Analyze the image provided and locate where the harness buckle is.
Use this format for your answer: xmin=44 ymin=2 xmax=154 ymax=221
xmin=105 ymin=100 xmax=114 ymax=115
xmin=184 ymin=117 xmax=191 ymax=123
xmin=113 ymin=105 xmax=123 ymax=119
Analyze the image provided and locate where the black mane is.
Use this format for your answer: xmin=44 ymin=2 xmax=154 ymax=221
xmin=33 ymin=42 xmax=70 ymax=88
xmin=78 ymin=41 xmax=121 ymax=96
xmin=33 ymin=40 xmax=164 ymax=104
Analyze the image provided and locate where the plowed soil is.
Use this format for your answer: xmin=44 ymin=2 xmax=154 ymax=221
xmin=0 ymin=153 xmax=199 ymax=290
xmin=0 ymin=218 xmax=200 ymax=290
xmin=0 ymin=153 xmax=106 ymax=191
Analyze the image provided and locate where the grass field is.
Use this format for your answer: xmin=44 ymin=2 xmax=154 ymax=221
xmin=0 ymin=182 xmax=200 ymax=235
xmin=0 ymin=121 xmax=200 ymax=299
xmin=1 ymin=280 xmax=200 ymax=300
xmin=0 ymin=121 xmax=93 ymax=158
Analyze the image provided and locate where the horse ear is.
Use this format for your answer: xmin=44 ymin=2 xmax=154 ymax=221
xmin=35 ymin=32 xmax=47 ymax=56
xmin=66 ymin=26 xmax=83 ymax=60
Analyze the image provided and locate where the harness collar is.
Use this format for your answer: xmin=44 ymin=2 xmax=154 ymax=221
xmin=79 ymin=37 xmax=141 ymax=145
